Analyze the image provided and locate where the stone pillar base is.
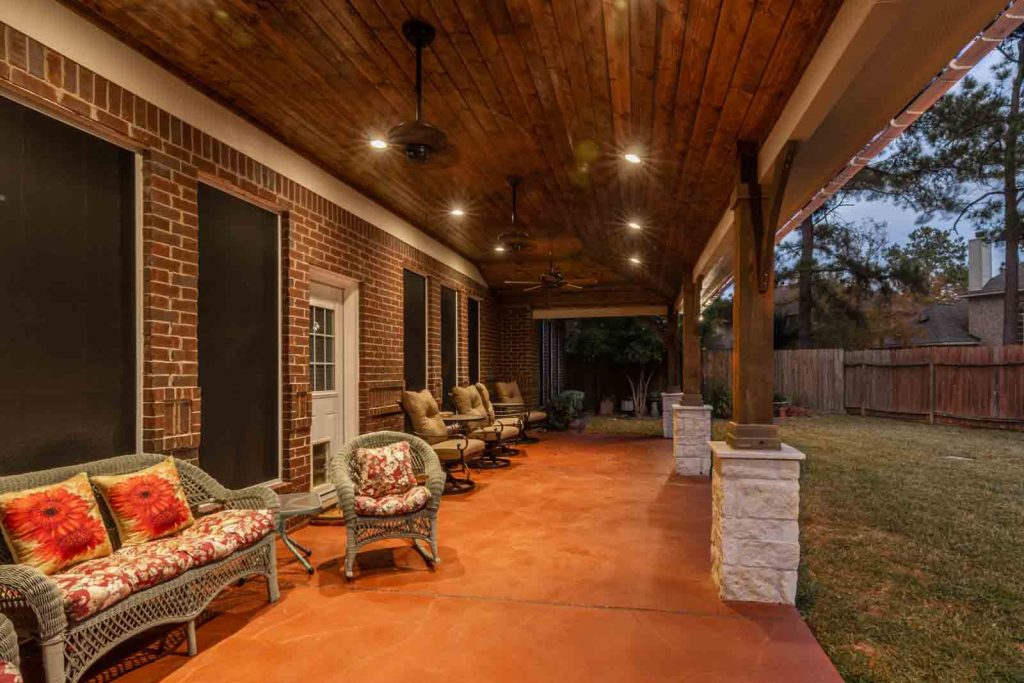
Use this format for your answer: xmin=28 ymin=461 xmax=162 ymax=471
xmin=709 ymin=441 xmax=805 ymax=604
xmin=672 ymin=404 xmax=711 ymax=476
xmin=660 ymin=392 xmax=683 ymax=438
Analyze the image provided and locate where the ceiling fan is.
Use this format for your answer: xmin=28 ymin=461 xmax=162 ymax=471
xmin=504 ymin=257 xmax=599 ymax=293
xmin=494 ymin=176 xmax=530 ymax=253
xmin=383 ymin=20 xmax=457 ymax=166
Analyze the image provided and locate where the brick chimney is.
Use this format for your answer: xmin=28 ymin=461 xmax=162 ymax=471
xmin=968 ymin=237 xmax=992 ymax=292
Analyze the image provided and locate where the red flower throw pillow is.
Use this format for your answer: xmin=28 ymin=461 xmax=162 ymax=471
xmin=354 ymin=441 xmax=418 ymax=499
xmin=92 ymin=458 xmax=195 ymax=546
xmin=0 ymin=473 xmax=113 ymax=575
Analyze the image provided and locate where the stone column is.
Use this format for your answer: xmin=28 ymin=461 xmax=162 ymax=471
xmin=709 ymin=141 xmax=802 ymax=604
xmin=661 ymin=391 xmax=683 ymax=438
xmin=709 ymin=442 xmax=804 ymax=604
xmin=671 ymin=273 xmax=712 ymax=471
xmin=673 ymin=404 xmax=711 ymax=475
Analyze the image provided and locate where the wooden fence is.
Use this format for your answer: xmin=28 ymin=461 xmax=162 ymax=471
xmin=703 ymin=345 xmax=1024 ymax=429
xmin=844 ymin=346 xmax=1024 ymax=430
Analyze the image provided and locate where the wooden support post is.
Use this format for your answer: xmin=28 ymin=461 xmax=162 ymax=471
xmin=665 ymin=304 xmax=681 ymax=392
xmin=681 ymin=274 xmax=704 ymax=406
xmin=725 ymin=141 xmax=796 ymax=450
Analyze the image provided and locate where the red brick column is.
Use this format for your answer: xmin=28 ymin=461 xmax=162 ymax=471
xmin=281 ymin=211 xmax=312 ymax=489
xmin=140 ymin=150 xmax=201 ymax=459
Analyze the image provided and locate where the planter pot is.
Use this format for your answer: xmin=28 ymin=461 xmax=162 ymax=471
xmin=621 ymin=399 xmax=635 ymax=413
xmin=599 ymin=399 xmax=615 ymax=415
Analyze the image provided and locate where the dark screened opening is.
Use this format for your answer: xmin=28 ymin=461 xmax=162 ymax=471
xmin=0 ymin=96 xmax=136 ymax=474
xmin=403 ymin=269 xmax=427 ymax=392
xmin=441 ymin=287 xmax=457 ymax=410
xmin=198 ymin=184 xmax=279 ymax=489
xmin=468 ymin=298 xmax=480 ymax=384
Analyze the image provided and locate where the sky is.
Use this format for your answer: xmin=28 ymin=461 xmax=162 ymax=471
xmin=808 ymin=47 xmax=1009 ymax=270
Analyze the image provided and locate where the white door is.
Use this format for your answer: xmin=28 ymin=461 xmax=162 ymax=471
xmin=309 ymin=287 xmax=344 ymax=494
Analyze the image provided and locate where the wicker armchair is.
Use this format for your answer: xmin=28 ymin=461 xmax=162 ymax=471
xmin=0 ymin=613 xmax=19 ymax=675
xmin=0 ymin=454 xmax=279 ymax=683
xmin=330 ymin=432 xmax=445 ymax=580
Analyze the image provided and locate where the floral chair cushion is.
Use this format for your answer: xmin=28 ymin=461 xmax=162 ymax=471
xmin=0 ymin=473 xmax=113 ymax=575
xmin=0 ymin=661 xmax=21 ymax=683
xmin=92 ymin=458 xmax=195 ymax=546
xmin=354 ymin=441 xmax=417 ymax=499
xmin=354 ymin=485 xmax=431 ymax=517
xmin=52 ymin=509 xmax=273 ymax=621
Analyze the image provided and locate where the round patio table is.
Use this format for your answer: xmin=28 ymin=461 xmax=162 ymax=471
xmin=274 ymin=492 xmax=323 ymax=575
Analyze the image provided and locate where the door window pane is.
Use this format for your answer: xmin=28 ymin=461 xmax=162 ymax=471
xmin=310 ymin=305 xmax=336 ymax=392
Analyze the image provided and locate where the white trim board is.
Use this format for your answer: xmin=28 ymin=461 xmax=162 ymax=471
xmin=0 ymin=0 xmax=486 ymax=286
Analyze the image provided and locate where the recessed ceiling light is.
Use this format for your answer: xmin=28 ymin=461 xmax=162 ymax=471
xmin=370 ymin=139 xmax=388 ymax=150
xmin=624 ymin=152 xmax=642 ymax=164
xmin=629 ymin=256 xmax=642 ymax=265
xmin=450 ymin=208 xmax=465 ymax=217
xmin=628 ymin=221 xmax=641 ymax=230
xmin=494 ymin=245 xmax=506 ymax=253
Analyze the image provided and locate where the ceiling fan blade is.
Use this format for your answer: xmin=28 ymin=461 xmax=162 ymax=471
xmin=563 ymin=283 xmax=585 ymax=291
xmin=503 ymin=280 xmax=537 ymax=286
xmin=522 ymin=285 xmax=544 ymax=293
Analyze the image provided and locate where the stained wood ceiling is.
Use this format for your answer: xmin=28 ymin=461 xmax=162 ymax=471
xmin=65 ymin=0 xmax=843 ymax=300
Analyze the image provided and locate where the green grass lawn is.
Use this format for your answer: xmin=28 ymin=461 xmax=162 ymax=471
xmin=586 ymin=413 xmax=1024 ymax=682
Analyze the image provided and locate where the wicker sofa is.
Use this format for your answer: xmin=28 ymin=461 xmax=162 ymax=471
xmin=0 ymin=454 xmax=280 ymax=683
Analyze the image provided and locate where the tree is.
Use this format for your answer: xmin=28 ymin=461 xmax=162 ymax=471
xmin=885 ymin=226 xmax=968 ymax=301
xmin=849 ymin=28 xmax=1024 ymax=344
xmin=777 ymin=206 xmax=916 ymax=348
xmin=564 ymin=317 xmax=665 ymax=416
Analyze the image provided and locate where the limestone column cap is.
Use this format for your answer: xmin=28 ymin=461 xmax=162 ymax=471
xmin=709 ymin=441 xmax=806 ymax=461
xmin=673 ymin=404 xmax=712 ymax=412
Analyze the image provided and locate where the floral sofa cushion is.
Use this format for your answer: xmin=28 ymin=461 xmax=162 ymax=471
xmin=52 ymin=509 xmax=274 ymax=621
xmin=92 ymin=458 xmax=195 ymax=546
xmin=0 ymin=473 xmax=113 ymax=575
xmin=0 ymin=661 xmax=21 ymax=683
xmin=354 ymin=441 xmax=417 ymax=499
xmin=354 ymin=485 xmax=431 ymax=517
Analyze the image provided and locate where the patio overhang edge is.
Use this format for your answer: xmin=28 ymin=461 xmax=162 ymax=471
xmin=686 ymin=0 xmax=1024 ymax=312
xmin=0 ymin=0 xmax=488 ymax=286
xmin=531 ymin=305 xmax=669 ymax=320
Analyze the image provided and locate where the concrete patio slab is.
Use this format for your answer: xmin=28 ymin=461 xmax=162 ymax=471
xmin=49 ymin=432 xmax=839 ymax=683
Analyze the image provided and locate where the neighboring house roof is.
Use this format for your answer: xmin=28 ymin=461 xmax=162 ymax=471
xmin=968 ymin=264 xmax=1024 ymax=296
xmin=883 ymin=300 xmax=978 ymax=348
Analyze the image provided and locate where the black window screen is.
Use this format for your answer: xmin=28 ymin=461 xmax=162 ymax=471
xmin=0 ymin=96 xmax=136 ymax=474
xmin=198 ymin=184 xmax=279 ymax=488
xmin=441 ymin=287 xmax=457 ymax=410
xmin=468 ymin=298 xmax=480 ymax=384
xmin=403 ymin=270 xmax=427 ymax=391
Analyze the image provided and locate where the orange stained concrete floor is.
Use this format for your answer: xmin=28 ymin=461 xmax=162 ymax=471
xmin=36 ymin=432 xmax=840 ymax=683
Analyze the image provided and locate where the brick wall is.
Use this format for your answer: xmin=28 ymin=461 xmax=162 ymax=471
xmin=498 ymin=305 xmax=541 ymax=409
xmin=0 ymin=24 xmax=501 ymax=491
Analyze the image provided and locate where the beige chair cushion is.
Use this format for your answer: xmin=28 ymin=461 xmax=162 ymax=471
xmin=451 ymin=385 xmax=489 ymax=420
xmin=495 ymin=417 xmax=520 ymax=428
xmin=528 ymin=410 xmax=547 ymax=423
xmin=469 ymin=424 xmax=520 ymax=441
xmin=401 ymin=389 xmax=447 ymax=438
xmin=432 ymin=438 xmax=485 ymax=461
xmin=474 ymin=383 xmax=498 ymax=421
xmin=494 ymin=380 xmax=525 ymax=404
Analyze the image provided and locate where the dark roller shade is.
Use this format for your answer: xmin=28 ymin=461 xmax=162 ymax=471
xmin=403 ymin=270 xmax=427 ymax=392
xmin=198 ymin=184 xmax=279 ymax=489
xmin=468 ymin=298 xmax=480 ymax=384
xmin=441 ymin=287 xmax=457 ymax=410
xmin=0 ymin=96 xmax=136 ymax=474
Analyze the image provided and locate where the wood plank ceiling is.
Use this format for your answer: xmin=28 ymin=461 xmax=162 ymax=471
xmin=64 ymin=0 xmax=843 ymax=302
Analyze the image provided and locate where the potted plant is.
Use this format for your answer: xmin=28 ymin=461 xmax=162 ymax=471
xmin=773 ymin=392 xmax=792 ymax=418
